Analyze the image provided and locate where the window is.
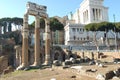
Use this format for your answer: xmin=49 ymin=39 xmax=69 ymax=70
xmin=73 ymin=36 xmax=76 ymax=40
xmin=72 ymin=28 xmax=76 ymax=32
xmin=77 ymin=28 xmax=79 ymax=32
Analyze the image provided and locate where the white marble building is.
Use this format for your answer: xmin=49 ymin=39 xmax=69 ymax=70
xmin=64 ymin=0 xmax=120 ymax=48
xmin=72 ymin=0 xmax=108 ymax=24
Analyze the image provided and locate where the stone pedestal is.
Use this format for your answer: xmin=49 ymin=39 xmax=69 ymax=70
xmin=32 ymin=16 xmax=40 ymax=67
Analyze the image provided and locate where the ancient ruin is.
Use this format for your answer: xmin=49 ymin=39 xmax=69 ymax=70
xmin=16 ymin=2 xmax=51 ymax=70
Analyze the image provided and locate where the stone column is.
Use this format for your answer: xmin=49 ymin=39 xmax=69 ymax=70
xmin=81 ymin=52 xmax=85 ymax=59
xmin=44 ymin=19 xmax=51 ymax=65
xmin=92 ymin=8 xmax=95 ymax=21
xmin=99 ymin=9 xmax=102 ymax=20
xmin=14 ymin=45 xmax=20 ymax=67
xmin=17 ymin=14 xmax=29 ymax=70
xmin=96 ymin=9 xmax=99 ymax=20
xmin=84 ymin=11 xmax=86 ymax=22
xmin=94 ymin=9 xmax=96 ymax=20
xmin=91 ymin=52 xmax=94 ymax=60
xmin=33 ymin=15 xmax=40 ymax=67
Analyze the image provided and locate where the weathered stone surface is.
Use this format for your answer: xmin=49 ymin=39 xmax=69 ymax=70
xmin=3 ymin=66 xmax=14 ymax=74
xmin=84 ymin=57 xmax=90 ymax=62
xmin=98 ymin=63 xmax=104 ymax=67
xmin=113 ymin=58 xmax=120 ymax=63
xmin=69 ymin=57 xmax=76 ymax=63
xmin=0 ymin=56 xmax=8 ymax=73
xmin=89 ymin=60 xmax=95 ymax=65
xmin=64 ymin=60 xmax=72 ymax=65
xmin=86 ymin=69 xmax=97 ymax=72
xmin=70 ymin=75 xmax=76 ymax=78
xmin=112 ymin=76 xmax=120 ymax=80
xmin=17 ymin=2 xmax=49 ymax=69
xmin=105 ymin=71 xmax=115 ymax=80
xmin=96 ymin=74 xmax=105 ymax=80
xmin=53 ymin=60 xmax=61 ymax=66
xmin=113 ymin=70 xmax=120 ymax=77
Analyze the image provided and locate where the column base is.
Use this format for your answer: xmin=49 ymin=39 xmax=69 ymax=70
xmin=16 ymin=63 xmax=29 ymax=70
xmin=44 ymin=61 xmax=51 ymax=66
xmin=30 ymin=62 xmax=40 ymax=68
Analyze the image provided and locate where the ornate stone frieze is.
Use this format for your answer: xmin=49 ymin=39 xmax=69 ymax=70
xmin=26 ymin=2 xmax=47 ymax=18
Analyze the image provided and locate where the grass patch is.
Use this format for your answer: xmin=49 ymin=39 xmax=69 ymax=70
xmin=1 ymin=70 xmax=25 ymax=78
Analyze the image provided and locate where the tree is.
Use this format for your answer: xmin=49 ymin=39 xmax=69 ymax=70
xmin=115 ymin=22 xmax=120 ymax=32
xmin=11 ymin=17 xmax=23 ymax=30
xmin=30 ymin=17 xmax=64 ymax=31
xmin=97 ymin=22 xmax=115 ymax=31
xmin=49 ymin=17 xmax=64 ymax=31
xmin=0 ymin=18 xmax=13 ymax=33
xmin=30 ymin=18 xmax=45 ymax=29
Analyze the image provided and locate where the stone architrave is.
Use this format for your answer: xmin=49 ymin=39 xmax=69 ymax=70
xmin=32 ymin=15 xmax=40 ymax=67
xmin=44 ymin=18 xmax=51 ymax=65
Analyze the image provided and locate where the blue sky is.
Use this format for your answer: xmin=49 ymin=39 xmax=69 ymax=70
xmin=0 ymin=0 xmax=120 ymax=23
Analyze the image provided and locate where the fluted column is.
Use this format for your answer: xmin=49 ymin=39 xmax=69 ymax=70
xmin=22 ymin=14 xmax=29 ymax=67
xmin=33 ymin=15 xmax=40 ymax=67
xmin=44 ymin=18 xmax=51 ymax=65
xmin=17 ymin=14 xmax=29 ymax=70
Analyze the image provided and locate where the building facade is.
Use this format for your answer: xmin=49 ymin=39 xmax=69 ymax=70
xmin=72 ymin=0 xmax=108 ymax=24
xmin=64 ymin=0 xmax=120 ymax=48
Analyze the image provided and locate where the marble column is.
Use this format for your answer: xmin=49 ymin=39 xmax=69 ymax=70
xmin=99 ymin=9 xmax=102 ymax=20
xmin=95 ymin=9 xmax=97 ymax=20
xmin=44 ymin=19 xmax=51 ymax=65
xmin=17 ymin=14 xmax=29 ymax=70
xmin=14 ymin=45 xmax=21 ymax=67
xmin=33 ymin=15 xmax=40 ymax=67
xmin=92 ymin=8 xmax=95 ymax=21
xmin=96 ymin=9 xmax=99 ymax=20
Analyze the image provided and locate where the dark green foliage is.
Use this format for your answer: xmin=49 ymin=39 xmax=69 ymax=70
xmin=30 ymin=17 xmax=64 ymax=31
xmin=0 ymin=17 xmax=23 ymax=33
xmin=40 ymin=18 xmax=45 ymax=29
xmin=85 ymin=22 xmax=116 ymax=32
xmin=8 ymin=23 xmax=12 ymax=32
xmin=115 ymin=22 xmax=120 ymax=32
xmin=97 ymin=22 xmax=115 ymax=32
xmin=85 ymin=23 xmax=98 ymax=31
xmin=30 ymin=18 xmax=45 ymax=29
xmin=49 ymin=17 xmax=64 ymax=31
xmin=11 ymin=17 xmax=23 ymax=26
xmin=3 ymin=22 xmax=7 ymax=33
xmin=0 ymin=18 xmax=12 ymax=33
